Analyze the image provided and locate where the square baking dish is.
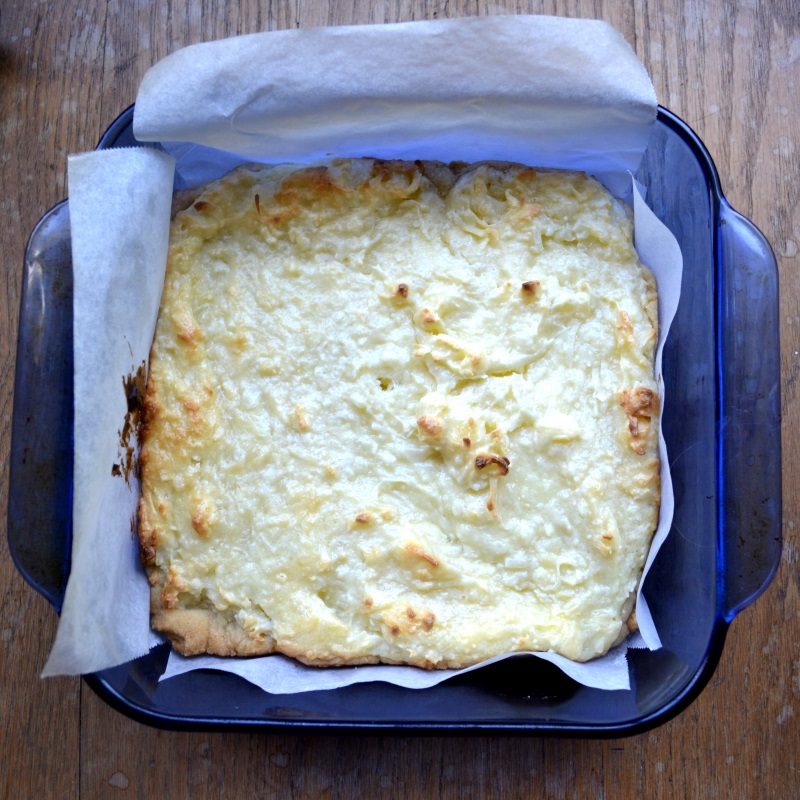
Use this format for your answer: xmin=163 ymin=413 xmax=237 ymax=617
xmin=8 ymin=105 xmax=781 ymax=735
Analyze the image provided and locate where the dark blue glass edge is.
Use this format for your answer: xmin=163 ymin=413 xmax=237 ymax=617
xmin=717 ymin=202 xmax=782 ymax=621
xmin=8 ymin=201 xmax=74 ymax=613
xmin=7 ymin=106 xmax=153 ymax=610
xmin=655 ymin=108 xmax=782 ymax=623
xmin=97 ymin=104 xmax=136 ymax=149
xmin=83 ymin=624 xmax=732 ymax=736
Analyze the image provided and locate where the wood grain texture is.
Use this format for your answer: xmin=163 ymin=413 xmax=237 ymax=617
xmin=1 ymin=1 xmax=797 ymax=798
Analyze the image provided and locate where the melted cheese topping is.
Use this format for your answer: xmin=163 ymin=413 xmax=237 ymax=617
xmin=139 ymin=159 xmax=660 ymax=666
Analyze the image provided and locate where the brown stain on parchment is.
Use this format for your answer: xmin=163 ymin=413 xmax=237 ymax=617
xmin=112 ymin=361 xmax=147 ymax=486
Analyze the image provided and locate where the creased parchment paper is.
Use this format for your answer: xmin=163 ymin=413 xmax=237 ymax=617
xmin=44 ymin=16 xmax=682 ymax=693
xmin=133 ymin=15 xmax=656 ymax=182
xmin=42 ymin=148 xmax=175 ymax=676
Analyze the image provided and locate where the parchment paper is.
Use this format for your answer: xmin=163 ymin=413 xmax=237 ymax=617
xmin=42 ymin=148 xmax=175 ymax=676
xmin=43 ymin=16 xmax=682 ymax=692
xmin=133 ymin=15 xmax=656 ymax=183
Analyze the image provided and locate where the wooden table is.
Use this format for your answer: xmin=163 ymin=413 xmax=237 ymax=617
xmin=1 ymin=2 xmax=797 ymax=797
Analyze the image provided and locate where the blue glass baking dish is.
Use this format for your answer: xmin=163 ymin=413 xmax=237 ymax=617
xmin=8 ymin=105 xmax=781 ymax=735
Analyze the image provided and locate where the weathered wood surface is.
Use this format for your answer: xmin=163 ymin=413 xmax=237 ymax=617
xmin=1 ymin=2 xmax=797 ymax=797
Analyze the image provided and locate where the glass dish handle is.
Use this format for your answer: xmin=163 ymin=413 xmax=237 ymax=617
xmin=7 ymin=200 xmax=74 ymax=612
xmin=718 ymin=201 xmax=782 ymax=620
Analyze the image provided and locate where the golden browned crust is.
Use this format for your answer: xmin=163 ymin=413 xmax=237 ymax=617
xmin=137 ymin=365 xmax=164 ymax=567
xmin=150 ymin=584 xmax=486 ymax=669
xmin=151 ymin=607 xmax=275 ymax=657
xmin=620 ymin=386 xmax=660 ymax=456
xmin=170 ymin=187 xmax=205 ymax=218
